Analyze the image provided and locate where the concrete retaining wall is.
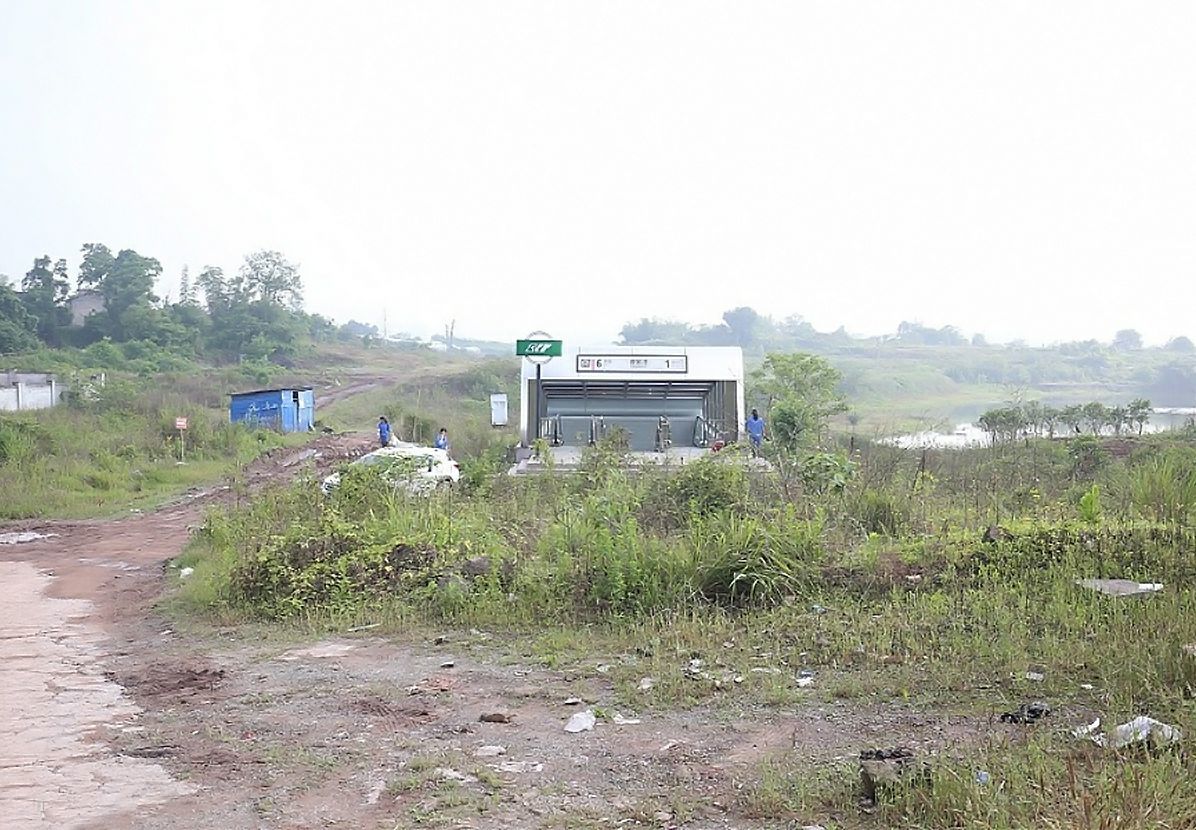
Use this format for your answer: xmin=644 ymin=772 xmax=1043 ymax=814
xmin=0 ymin=379 xmax=63 ymax=412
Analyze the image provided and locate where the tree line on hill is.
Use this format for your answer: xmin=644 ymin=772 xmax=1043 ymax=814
xmin=0 ymin=245 xmax=378 ymax=362
xmin=620 ymin=309 xmax=1196 ymax=406
xmin=620 ymin=307 xmax=1195 ymax=355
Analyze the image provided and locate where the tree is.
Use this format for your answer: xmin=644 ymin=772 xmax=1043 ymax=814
xmin=0 ymin=281 xmax=40 ymax=352
xmin=178 ymin=265 xmax=197 ymax=306
xmin=978 ymin=405 xmax=1029 ymax=444
xmin=1127 ymin=398 xmax=1152 ymax=435
xmin=97 ymin=250 xmax=162 ymax=340
xmin=722 ymin=307 xmax=767 ymax=349
xmin=20 ymin=256 xmax=69 ymax=345
xmin=235 ymin=250 xmax=303 ymax=309
xmin=751 ymin=352 xmax=847 ymax=450
xmin=77 ymin=243 xmax=114 ymax=289
xmin=196 ymin=266 xmax=230 ymax=311
xmin=1060 ymin=404 xmax=1085 ymax=435
xmin=1082 ymin=402 xmax=1110 ymax=436
xmin=1112 ymin=329 xmax=1143 ymax=351
xmin=1165 ymin=336 xmax=1195 ymax=353
xmin=619 ymin=318 xmax=692 ymax=345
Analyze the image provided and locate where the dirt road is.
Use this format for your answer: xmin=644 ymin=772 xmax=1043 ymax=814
xmin=1 ymin=436 xmax=981 ymax=830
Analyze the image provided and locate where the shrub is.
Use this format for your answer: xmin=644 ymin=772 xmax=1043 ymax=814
xmin=641 ymin=458 xmax=748 ymax=530
xmin=692 ymin=509 xmax=824 ymax=604
xmin=1130 ymin=451 xmax=1196 ymax=525
xmin=851 ymin=488 xmax=910 ymax=536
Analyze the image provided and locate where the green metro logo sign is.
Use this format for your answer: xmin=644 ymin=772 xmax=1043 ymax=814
xmin=516 ymin=339 xmax=562 ymax=357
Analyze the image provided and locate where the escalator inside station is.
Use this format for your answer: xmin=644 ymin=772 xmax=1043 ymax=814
xmin=532 ymin=379 xmax=740 ymax=452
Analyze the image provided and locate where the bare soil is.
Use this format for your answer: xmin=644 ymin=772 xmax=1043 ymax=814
xmin=1 ymin=433 xmax=990 ymax=830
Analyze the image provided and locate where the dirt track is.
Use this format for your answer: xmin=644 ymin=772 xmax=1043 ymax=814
xmin=0 ymin=434 xmax=985 ymax=829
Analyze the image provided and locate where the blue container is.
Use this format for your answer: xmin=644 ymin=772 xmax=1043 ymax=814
xmin=229 ymin=387 xmax=315 ymax=433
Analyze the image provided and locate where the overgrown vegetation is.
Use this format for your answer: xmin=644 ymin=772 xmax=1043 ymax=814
xmin=0 ymin=369 xmax=289 ymax=518
xmin=179 ymin=400 xmax=1196 ymax=826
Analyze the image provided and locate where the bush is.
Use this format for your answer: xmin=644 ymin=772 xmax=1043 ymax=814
xmin=641 ymin=458 xmax=748 ymax=530
xmin=1130 ymin=450 xmax=1196 ymax=525
xmin=692 ymin=510 xmax=824 ymax=604
xmin=851 ymin=488 xmax=910 ymax=536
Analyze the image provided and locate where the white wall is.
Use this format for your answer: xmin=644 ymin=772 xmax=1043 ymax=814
xmin=0 ymin=381 xmax=62 ymax=412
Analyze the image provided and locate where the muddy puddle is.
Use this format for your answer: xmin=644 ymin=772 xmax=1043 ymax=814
xmin=0 ymin=561 xmax=192 ymax=828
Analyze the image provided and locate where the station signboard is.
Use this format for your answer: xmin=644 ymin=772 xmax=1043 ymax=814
xmin=576 ymin=355 xmax=688 ymax=374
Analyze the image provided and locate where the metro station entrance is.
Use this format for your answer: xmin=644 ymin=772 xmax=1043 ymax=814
xmin=520 ymin=347 xmax=745 ymax=453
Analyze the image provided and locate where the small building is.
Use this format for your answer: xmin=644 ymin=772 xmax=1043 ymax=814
xmin=67 ymin=290 xmax=105 ymax=328
xmin=0 ymin=372 xmax=63 ymax=412
xmin=520 ymin=345 xmax=744 ymax=453
xmin=229 ymin=387 xmax=315 ymax=433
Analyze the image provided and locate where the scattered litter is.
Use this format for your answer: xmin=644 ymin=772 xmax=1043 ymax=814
xmin=974 ymin=770 xmax=991 ymax=786
xmin=1025 ymin=670 xmax=1045 ymax=682
xmin=434 ymin=635 xmax=450 ymax=645
xmin=653 ymin=811 xmax=674 ymax=822
xmin=801 ymin=826 xmax=827 ymax=830
xmin=811 ymin=604 xmax=828 ymax=614
xmin=496 ymin=760 xmax=543 ymax=774
xmin=612 ymin=714 xmax=641 ymax=725
xmin=474 ymin=745 xmax=506 ymax=758
xmin=905 ymin=574 xmax=923 ymax=584
xmin=565 ymin=709 xmax=597 ymax=733
xmin=595 ymin=664 xmax=612 ymax=674
xmin=347 ymin=623 xmax=381 ymax=633
xmin=722 ymin=640 xmax=735 ymax=649
xmin=638 ymin=677 xmax=656 ymax=691
xmin=1000 ymin=701 xmax=1051 ymax=724
xmin=479 ymin=712 xmax=514 ymax=724
xmin=660 ymin=740 xmax=681 ymax=752
xmin=440 ymin=660 xmax=456 ymax=669
xmin=733 ymin=674 xmax=744 ymax=684
xmin=563 ymin=697 xmax=583 ymax=706
xmin=1076 ymin=716 xmax=1182 ymax=750
xmin=1184 ymin=644 xmax=1196 ymax=658
xmin=0 ymin=531 xmax=56 ymax=545
xmin=178 ymin=567 xmax=195 ymax=579
xmin=750 ymin=667 xmax=781 ymax=675
xmin=1075 ymin=579 xmax=1164 ymax=597
xmin=796 ymin=676 xmax=815 ymax=688
xmin=684 ymin=658 xmax=705 ymax=679
xmin=1080 ymin=683 xmax=1095 ymax=691
xmin=436 ymin=767 xmax=479 ymax=784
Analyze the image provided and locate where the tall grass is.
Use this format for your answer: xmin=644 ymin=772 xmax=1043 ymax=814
xmin=0 ymin=372 xmax=288 ymax=519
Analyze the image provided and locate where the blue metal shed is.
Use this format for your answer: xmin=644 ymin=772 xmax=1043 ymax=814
xmin=229 ymin=387 xmax=315 ymax=433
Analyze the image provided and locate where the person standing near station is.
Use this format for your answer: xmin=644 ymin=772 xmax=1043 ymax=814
xmin=434 ymin=427 xmax=449 ymax=451
xmin=745 ymin=409 xmax=766 ymax=454
xmin=378 ymin=416 xmax=392 ymax=448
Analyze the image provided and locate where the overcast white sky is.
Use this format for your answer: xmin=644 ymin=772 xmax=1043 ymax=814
xmin=2 ymin=2 xmax=1194 ymax=346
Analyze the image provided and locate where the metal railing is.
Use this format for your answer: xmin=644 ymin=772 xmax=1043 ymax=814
xmin=693 ymin=415 xmax=726 ymax=447
xmin=654 ymin=416 xmax=672 ymax=453
xmin=539 ymin=415 xmax=563 ymax=446
xmin=589 ymin=415 xmax=606 ymax=445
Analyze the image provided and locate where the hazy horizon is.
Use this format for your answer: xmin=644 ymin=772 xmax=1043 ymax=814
xmin=3 ymin=2 xmax=1195 ymax=347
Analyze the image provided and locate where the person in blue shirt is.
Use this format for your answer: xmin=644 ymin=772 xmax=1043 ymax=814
xmin=434 ymin=428 xmax=449 ymax=451
xmin=378 ymin=416 xmax=392 ymax=447
xmin=745 ymin=409 xmax=766 ymax=454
